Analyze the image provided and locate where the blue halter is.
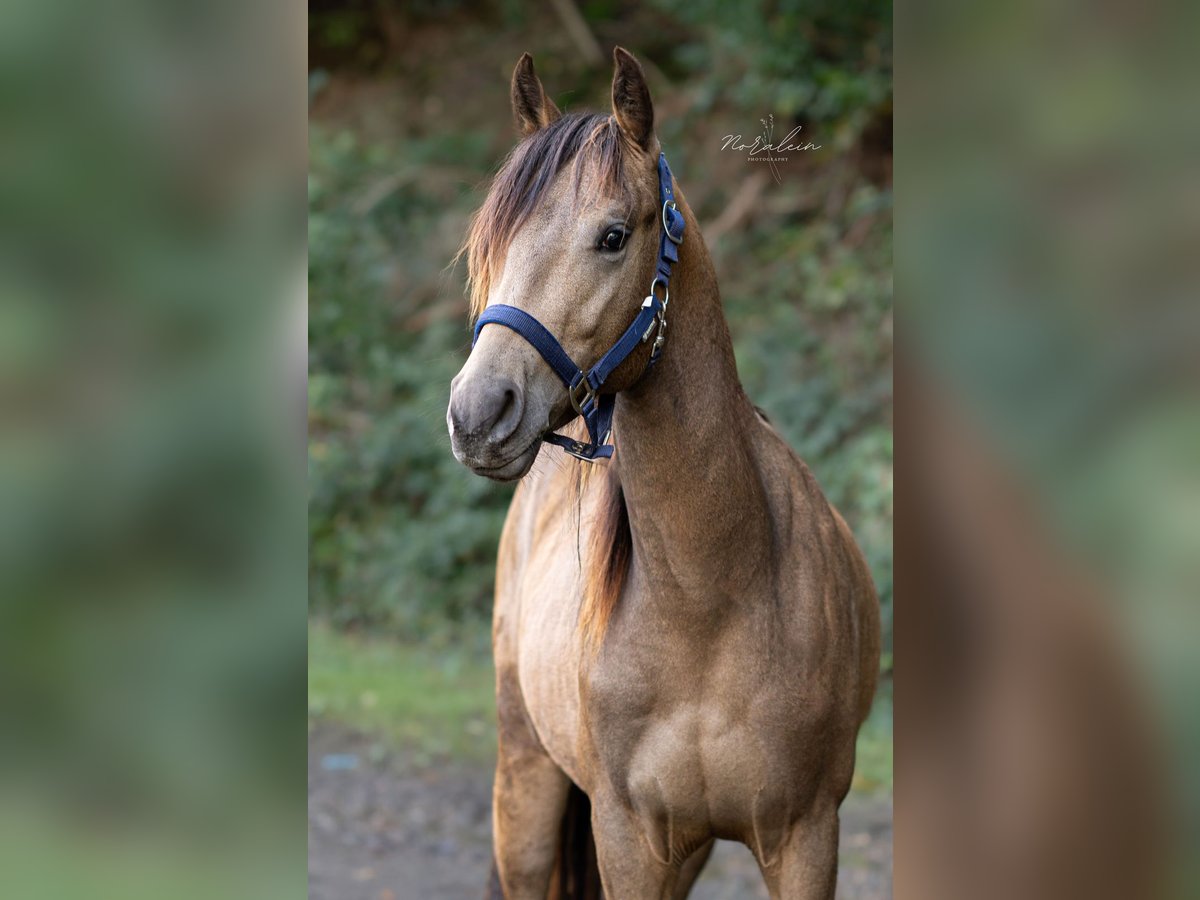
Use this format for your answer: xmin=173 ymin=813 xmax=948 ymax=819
xmin=471 ymin=152 xmax=685 ymax=461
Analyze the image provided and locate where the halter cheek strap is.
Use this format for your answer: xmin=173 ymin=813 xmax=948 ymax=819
xmin=471 ymin=152 xmax=685 ymax=461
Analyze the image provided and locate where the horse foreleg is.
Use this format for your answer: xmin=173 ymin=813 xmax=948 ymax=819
xmin=590 ymin=795 xmax=682 ymax=900
xmin=757 ymin=806 xmax=840 ymax=900
xmin=492 ymin=747 xmax=570 ymax=899
xmin=672 ymin=839 xmax=714 ymax=899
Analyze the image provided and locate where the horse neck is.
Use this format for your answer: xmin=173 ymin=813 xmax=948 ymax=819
xmin=614 ymin=195 xmax=774 ymax=603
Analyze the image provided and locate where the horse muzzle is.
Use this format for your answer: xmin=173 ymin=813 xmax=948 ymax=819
xmin=447 ymin=372 xmax=541 ymax=480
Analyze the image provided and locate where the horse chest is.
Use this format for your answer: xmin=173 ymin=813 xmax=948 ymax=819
xmin=583 ymin=640 xmax=810 ymax=846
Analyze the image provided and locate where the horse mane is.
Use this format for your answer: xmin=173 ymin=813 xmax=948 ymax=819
xmin=579 ymin=460 xmax=631 ymax=651
xmin=459 ymin=112 xmax=627 ymax=323
xmin=558 ymin=422 xmax=632 ymax=652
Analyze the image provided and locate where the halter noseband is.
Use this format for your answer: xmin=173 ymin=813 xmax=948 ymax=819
xmin=471 ymin=152 xmax=685 ymax=461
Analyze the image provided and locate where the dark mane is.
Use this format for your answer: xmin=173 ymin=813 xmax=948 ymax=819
xmin=553 ymin=419 xmax=632 ymax=652
xmin=460 ymin=112 xmax=626 ymax=322
xmin=580 ymin=460 xmax=630 ymax=651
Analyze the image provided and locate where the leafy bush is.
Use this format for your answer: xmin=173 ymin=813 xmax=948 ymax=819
xmin=308 ymin=125 xmax=512 ymax=637
xmin=656 ymin=0 xmax=891 ymax=140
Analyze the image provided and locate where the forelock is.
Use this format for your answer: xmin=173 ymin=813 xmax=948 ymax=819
xmin=460 ymin=112 xmax=629 ymax=322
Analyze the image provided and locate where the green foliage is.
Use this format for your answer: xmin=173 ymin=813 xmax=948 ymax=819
xmin=654 ymin=0 xmax=891 ymax=139
xmin=308 ymin=125 xmax=512 ymax=636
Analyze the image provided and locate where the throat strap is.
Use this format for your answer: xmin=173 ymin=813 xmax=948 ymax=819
xmin=471 ymin=151 xmax=685 ymax=461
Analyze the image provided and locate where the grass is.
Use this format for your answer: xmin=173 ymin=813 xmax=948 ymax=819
xmin=308 ymin=622 xmax=497 ymax=765
xmin=852 ymin=681 xmax=893 ymax=793
xmin=309 ymin=623 xmax=893 ymax=794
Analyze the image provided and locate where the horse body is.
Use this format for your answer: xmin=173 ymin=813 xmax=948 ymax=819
xmin=495 ymin=346 xmax=876 ymax=899
xmin=449 ymin=48 xmax=878 ymax=899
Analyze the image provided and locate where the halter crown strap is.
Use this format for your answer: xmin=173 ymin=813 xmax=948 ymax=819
xmin=471 ymin=151 xmax=685 ymax=461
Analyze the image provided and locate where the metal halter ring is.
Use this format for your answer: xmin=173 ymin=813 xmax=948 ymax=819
xmin=662 ymin=200 xmax=683 ymax=245
xmin=648 ymin=275 xmax=670 ymax=307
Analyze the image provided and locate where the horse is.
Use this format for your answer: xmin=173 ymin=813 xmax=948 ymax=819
xmin=447 ymin=47 xmax=880 ymax=900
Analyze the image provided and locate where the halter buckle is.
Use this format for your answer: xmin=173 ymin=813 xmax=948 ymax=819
xmin=641 ymin=298 xmax=658 ymax=342
xmin=569 ymin=376 xmax=595 ymax=415
xmin=562 ymin=439 xmax=595 ymax=461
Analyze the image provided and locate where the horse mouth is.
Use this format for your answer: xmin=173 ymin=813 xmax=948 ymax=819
xmin=466 ymin=437 xmax=541 ymax=482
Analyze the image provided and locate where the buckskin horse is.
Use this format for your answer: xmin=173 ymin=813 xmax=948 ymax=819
xmin=446 ymin=47 xmax=880 ymax=900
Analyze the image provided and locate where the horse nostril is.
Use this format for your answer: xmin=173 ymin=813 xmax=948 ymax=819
xmin=496 ymin=387 xmax=514 ymax=420
xmin=451 ymin=376 xmax=524 ymax=445
xmin=490 ymin=382 xmax=524 ymax=442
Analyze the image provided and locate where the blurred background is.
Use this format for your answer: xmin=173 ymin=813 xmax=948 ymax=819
xmin=897 ymin=1 xmax=1199 ymax=898
xmin=307 ymin=1 xmax=892 ymax=897
xmin=0 ymin=0 xmax=304 ymax=898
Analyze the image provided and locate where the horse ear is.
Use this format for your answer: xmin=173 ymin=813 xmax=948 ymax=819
xmin=510 ymin=53 xmax=561 ymax=137
xmin=610 ymin=47 xmax=654 ymax=150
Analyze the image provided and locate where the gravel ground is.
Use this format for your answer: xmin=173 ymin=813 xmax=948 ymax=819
xmin=309 ymin=724 xmax=891 ymax=899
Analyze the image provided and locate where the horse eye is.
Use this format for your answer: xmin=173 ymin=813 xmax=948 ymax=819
xmin=599 ymin=226 xmax=628 ymax=253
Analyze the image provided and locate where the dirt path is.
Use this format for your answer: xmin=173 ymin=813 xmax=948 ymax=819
xmin=309 ymin=724 xmax=892 ymax=899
